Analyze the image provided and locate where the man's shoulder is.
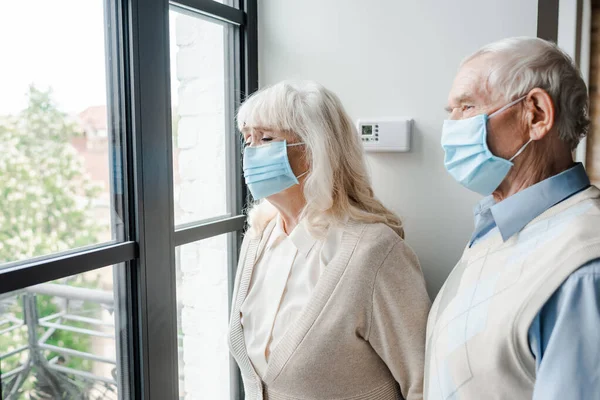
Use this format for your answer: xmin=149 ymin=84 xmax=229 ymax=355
xmin=564 ymin=258 xmax=600 ymax=284
xmin=534 ymin=186 xmax=600 ymax=241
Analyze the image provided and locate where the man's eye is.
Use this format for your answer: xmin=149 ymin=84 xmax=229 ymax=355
xmin=462 ymin=105 xmax=474 ymax=111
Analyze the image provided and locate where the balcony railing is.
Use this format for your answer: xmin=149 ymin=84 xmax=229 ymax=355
xmin=0 ymin=283 xmax=118 ymax=400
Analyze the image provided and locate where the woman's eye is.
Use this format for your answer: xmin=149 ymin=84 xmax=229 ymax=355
xmin=261 ymin=137 xmax=273 ymax=142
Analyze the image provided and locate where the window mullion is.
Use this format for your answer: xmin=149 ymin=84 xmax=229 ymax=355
xmin=127 ymin=0 xmax=178 ymax=398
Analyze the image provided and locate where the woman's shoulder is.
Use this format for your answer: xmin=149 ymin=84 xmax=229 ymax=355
xmin=339 ymin=221 xmax=407 ymax=264
xmin=343 ymin=221 xmax=422 ymax=281
xmin=352 ymin=221 xmax=404 ymax=248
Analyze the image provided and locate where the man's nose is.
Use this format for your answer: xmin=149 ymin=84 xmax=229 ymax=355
xmin=449 ymin=109 xmax=461 ymax=120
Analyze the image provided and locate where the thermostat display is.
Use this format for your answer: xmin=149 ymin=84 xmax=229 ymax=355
xmin=357 ymin=118 xmax=412 ymax=152
xmin=361 ymin=125 xmax=373 ymax=136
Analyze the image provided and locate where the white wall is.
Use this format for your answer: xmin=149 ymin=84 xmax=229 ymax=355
xmin=258 ymin=0 xmax=538 ymax=296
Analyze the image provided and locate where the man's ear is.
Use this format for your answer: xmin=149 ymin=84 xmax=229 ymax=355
xmin=524 ymin=88 xmax=555 ymax=140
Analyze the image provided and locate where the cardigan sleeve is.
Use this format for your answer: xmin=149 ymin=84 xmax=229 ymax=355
xmin=366 ymin=239 xmax=431 ymax=400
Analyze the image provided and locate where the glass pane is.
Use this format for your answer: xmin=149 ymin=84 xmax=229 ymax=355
xmin=176 ymin=234 xmax=232 ymax=399
xmin=0 ymin=265 xmax=124 ymax=399
xmin=0 ymin=1 xmax=123 ymax=268
xmin=170 ymin=10 xmax=234 ymax=226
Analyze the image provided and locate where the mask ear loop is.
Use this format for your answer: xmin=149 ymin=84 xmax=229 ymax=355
xmin=286 ymin=141 xmax=308 ymax=178
xmin=509 ymin=138 xmax=534 ymax=162
xmin=488 ymin=95 xmax=533 ymax=162
xmin=489 ymin=95 xmax=527 ymax=118
xmin=296 ymin=170 xmax=309 ymax=179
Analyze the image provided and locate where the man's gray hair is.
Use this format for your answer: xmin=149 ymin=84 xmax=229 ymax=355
xmin=464 ymin=37 xmax=590 ymax=150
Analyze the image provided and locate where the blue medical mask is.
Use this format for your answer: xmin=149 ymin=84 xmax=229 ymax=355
xmin=441 ymin=96 xmax=532 ymax=196
xmin=243 ymin=140 xmax=307 ymax=200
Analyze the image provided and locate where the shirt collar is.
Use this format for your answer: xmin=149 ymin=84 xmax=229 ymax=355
xmin=288 ymin=219 xmax=317 ymax=257
xmin=469 ymin=196 xmax=497 ymax=246
xmin=268 ymin=215 xmax=317 ymax=257
xmin=473 ymin=196 xmax=496 ymax=228
xmin=479 ymin=163 xmax=590 ymax=242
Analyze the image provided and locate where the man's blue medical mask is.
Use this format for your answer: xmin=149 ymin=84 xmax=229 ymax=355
xmin=441 ymin=96 xmax=532 ymax=196
xmin=243 ymin=140 xmax=307 ymax=200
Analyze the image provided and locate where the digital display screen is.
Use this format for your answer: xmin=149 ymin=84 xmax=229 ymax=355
xmin=361 ymin=125 xmax=373 ymax=136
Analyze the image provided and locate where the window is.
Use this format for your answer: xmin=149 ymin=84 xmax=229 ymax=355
xmin=171 ymin=9 xmax=234 ymax=226
xmin=588 ymin=0 xmax=600 ymax=187
xmin=0 ymin=0 xmax=124 ymax=268
xmin=176 ymin=234 xmax=232 ymax=399
xmin=169 ymin=5 xmax=249 ymax=397
xmin=0 ymin=0 xmax=257 ymax=399
xmin=1 ymin=266 xmax=123 ymax=399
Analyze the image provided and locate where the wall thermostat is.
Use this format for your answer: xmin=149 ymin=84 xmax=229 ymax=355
xmin=357 ymin=117 xmax=413 ymax=152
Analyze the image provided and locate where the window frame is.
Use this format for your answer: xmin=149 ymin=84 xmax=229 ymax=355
xmin=0 ymin=0 xmax=257 ymax=399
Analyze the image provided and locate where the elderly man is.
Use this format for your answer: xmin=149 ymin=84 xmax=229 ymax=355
xmin=425 ymin=37 xmax=600 ymax=400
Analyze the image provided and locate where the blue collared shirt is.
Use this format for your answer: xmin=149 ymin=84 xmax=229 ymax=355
xmin=470 ymin=163 xmax=600 ymax=399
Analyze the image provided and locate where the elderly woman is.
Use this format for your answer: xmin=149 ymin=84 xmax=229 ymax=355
xmin=228 ymin=81 xmax=430 ymax=400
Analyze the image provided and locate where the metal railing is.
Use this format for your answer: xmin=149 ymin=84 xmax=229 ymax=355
xmin=0 ymin=283 xmax=118 ymax=399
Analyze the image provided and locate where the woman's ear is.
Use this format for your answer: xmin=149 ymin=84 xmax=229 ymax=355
xmin=524 ymin=88 xmax=555 ymax=141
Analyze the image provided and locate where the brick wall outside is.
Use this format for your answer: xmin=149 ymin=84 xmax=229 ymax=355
xmin=174 ymin=12 xmax=231 ymax=400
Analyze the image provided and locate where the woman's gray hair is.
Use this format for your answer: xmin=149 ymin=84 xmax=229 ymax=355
xmin=464 ymin=37 xmax=589 ymax=150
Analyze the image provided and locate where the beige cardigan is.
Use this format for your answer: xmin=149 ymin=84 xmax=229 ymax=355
xmin=228 ymin=219 xmax=431 ymax=400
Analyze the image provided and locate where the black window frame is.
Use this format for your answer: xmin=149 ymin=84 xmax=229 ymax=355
xmin=0 ymin=0 xmax=257 ymax=398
